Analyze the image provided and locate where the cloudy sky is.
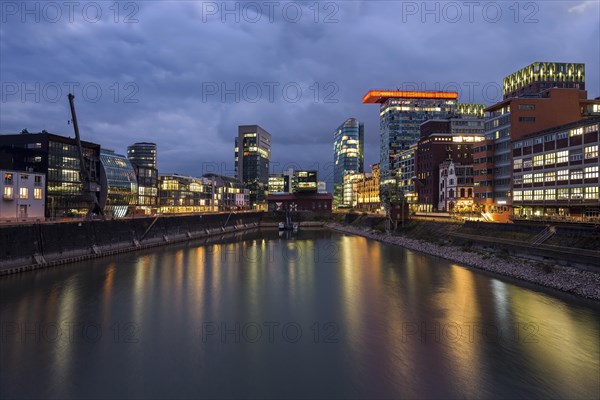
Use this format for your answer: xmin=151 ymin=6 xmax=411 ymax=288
xmin=1 ymin=0 xmax=598 ymax=185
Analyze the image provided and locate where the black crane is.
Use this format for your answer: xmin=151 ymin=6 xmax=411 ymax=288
xmin=68 ymin=93 xmax=104 ymax=220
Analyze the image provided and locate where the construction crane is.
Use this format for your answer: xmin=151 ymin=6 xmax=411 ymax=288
xmin=68 ymin=93 xmax=104 ymax=220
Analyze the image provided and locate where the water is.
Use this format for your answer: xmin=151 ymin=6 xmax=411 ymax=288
xmin=1 ymin=229 xmax=599 ymax=399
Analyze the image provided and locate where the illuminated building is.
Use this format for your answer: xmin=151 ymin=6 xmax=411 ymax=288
xmin=0 ymin=169 xmax=45 ymax=221
xmin=482 ymin=87 xmax=600 ymax=221
xmin=511 ymin=117 xmax=599 ymax=221
xmin=293 ymin=170 xmax=318 ymax=193
xmin=99 ymin=149 xmax=138 ymax=218
xmin=127 ymin=142 xmax=158 ymax=211
xmin=343 ymin=172 xmax=365 ymax=208
xmin=503 ymin=62 xmax=585 ymax=99
xmin=438 ymin=160 xmax=474 ymax=212
xmin=356 ymin=163 xmax=381 ymax=211
xmin=415 ymin=116 xmax=484 ymax=212
xmin=235 ymin=125 xmax=271 ymax=206
xmin=362 ymin=90 xmax=458 ymax=185
xmin=0 ymin=132 xmax=101 ymax=218
xmin=268 ymin=174 xmax=288 ymax=194
xmin=158 ymin=174 xmax=215 ymax=213
xmin=393 ymin=144 xmax=417 ymax=206
xmin=333 ymin=118 xmax=364 ymax=207
xmin=203 ymin=173 xmax=249 ymax=210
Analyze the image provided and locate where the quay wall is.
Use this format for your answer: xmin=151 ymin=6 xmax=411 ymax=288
xmin=0 ymin=212 xmax=263 ymax=275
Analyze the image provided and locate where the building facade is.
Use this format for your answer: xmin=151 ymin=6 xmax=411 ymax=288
xmin=203 ymin=173 xmax=249 ymax=211
xmin=438 ymin=160 xmax=474 ymax=212
xmin=127 ymin=142 xmax=158 ymax=212
xmin=503 ymin=62 xmax=585 ymax=99
xmin=267 ymin=192 xmax=333 ymax=213
xmin=158 ymin=174 xmax=215 ymax=213
xmin=511 ymin=117 xmax=599 ymax=222
xmin=1 ymin=169 xmax=45 ymax=221
xmin=362 ymin=90 xmax=459 ymax=185
xmin=356 ymin=163 xmax=381 ymax=212
xmin=99 ymin=149 xmax=138 ymax=218
xmin=235 ymin=125 xmax=271 ymax=206
xmin=333 ymin=118 xmax=364 ymax=207
xmin=0 ymin=132 xmax=101 ymax=218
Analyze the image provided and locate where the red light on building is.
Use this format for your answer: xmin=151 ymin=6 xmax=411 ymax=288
xmin=362 ymin=90 xmax=459 ymax=104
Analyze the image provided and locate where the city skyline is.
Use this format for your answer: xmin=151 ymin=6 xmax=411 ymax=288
xmin=1 ymin=1 xmax=598 ymax=179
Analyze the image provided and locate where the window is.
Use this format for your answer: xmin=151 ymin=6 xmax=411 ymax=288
xmin=557 ymin=131 xmax=568 ymax=140
xmin=544 ymin=153 xmax=556 ymax=165
xmin=557 ymin=170 xmax=569 ymax=180
xmin=533 ymin=155 xmax=543 ymax=166
xmin=523 ymin=190 xmax=533 ymax=201
xmin=571 ymin=187 xmax=583 ymax=199
xmin=544 ymin=189 xmax=556 ymax=200
xmin=34 ymin=175 xmax=42 ymax=186
xmin=513 ymin=174 xmax=523 ymax=185
xmin=570 ymin=149 xmax=582 ymax=162
xmin=544 ymin=134 xmax=555 ymax=142
xmin=4 ymin=173 xmax=13 ymax=185
xmin=585 ymin=186 xmax=599 ymax=200
xmin=20 ymin=174 xmax=29 ymax=180
xmin=544 ymin=171 xmax=556 ymax=182
xmin=3 ymin=186 xmax=13 ymax=200
xmin=570 ymin=170 xmax=583 ymax=180
xmin=523 ymin=173 xmax=533 ymax=184
xmin=533 ymin=190 xmax=544 ymax=200
xmin=558 ymin=188 xmax=569 ymax=199
xmin=584 ymin=145 xmax=598 ymax=159
xmin=584 ymin=166 xmax=599 ymax=179
xmin=519 ymin=117 xmax=536 ymax=123
xmin=518 ymin=104 xmax=535 ymax=110
xmin=34 ymin=188 xmax=42 ymax=200
xmin=514 ymin=158 xmax=523 ymax=170
xmin=523 ymin=158 xmax=533 ymax=168
xmin=556 ymin=151 xmax=568 ymax=163
xmin=513 ymin=191 xmax=522 ymax=201
xmin=534 ymin=137 xmax=543 ymax=145
xmin=19 ymin=187 xmax=28 ymax=199
xmin=569 ymin=127 xmax=583 ymax=137
xmin=534 ymin=173 xmax=543 ymax=183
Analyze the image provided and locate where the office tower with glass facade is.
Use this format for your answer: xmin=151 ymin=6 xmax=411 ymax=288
xmin=0 ymin=132 xmax=101 ymax=218
xmin=333 ymin=118 xmax=364 ymax=207
xmin=362 ymin=90 xmax=458 ymax=186
xmin=127 ymin=142 xmax=158 ymax=211
xmin=235 ymin=125 xmax=271 ymax=206
xmin=99 ymin=149 xmax=138 ymax=218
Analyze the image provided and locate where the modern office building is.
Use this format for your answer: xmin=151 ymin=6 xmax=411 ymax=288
xmin=362 ymin=90 xmax=459 ymax=185
xmin=333 ymin=118 xmax=364 ymax=206
xmin=511 ymin=117 xmax=599 ymax=221
xmin=235 ymin=125 xmax=271 ymax=206
xmin=127 ymin=142 xmax=158 ymax=212
xmin=293 ymin=170 xmax=318 ymax=193
xmin=342 ymin=172 xmax=365 ymax=208
xmin=415 ymin=117 xmax=484 ymax=212
xmin=99 ymin=149 xmax=138 ymax=218
xmin=0 ymin=169 xmax=45 ymax=221
xmin=393 ymin=145 xmax=418 ymax=206
xmin=0 ymin=132 xmax=101 ymax=218
xmin=503 ymin=62 xmax=585 ymax=99
xmin=158 ymin=174 xmax=215 ymax=213
xmin=438 ymin=160 xmax=474 ymax=212
xmin=482 ymin=87 xmax=600 ymax=221
xmin=202 ymin=173 xmax=249 ymax=210
xmin=268 ymin=174 xmax=288 ymax=194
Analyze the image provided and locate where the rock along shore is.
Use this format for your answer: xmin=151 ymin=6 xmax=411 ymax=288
xmin=326 ymin=223 xmax=600 ymax=301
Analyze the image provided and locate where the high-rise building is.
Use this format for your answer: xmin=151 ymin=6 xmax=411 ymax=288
xmin=333 ymin=118 xmax=364 ymax=207
xmin=0 ymin=132 xmax=101 ymax=218
xmin=362 ymin=90 xmax=459 ymax=186
xmin=235 ymin=125 xmax=271 ymax=206
xmin=127 ymin=142 xmax=158 ymax=211
xmin=503 ymin=62 xmax=585 ymax=100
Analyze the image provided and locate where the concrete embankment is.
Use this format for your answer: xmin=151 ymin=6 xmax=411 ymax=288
xmin=326 ymin=222 xmax=600 ymax=301
xmin=0 ymin=212 xmax=262 ymax=275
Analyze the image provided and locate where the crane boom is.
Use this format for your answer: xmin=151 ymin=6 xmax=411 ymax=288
xmin=68 ymin=93 xmax=104 ymax=220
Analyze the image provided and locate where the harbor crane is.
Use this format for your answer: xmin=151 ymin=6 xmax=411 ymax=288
xmin=67 ymin=93 xmax=104 ymax=220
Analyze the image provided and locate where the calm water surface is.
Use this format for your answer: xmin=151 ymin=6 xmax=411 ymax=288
xmin=1 ymin=230 xmax=599 ymax=399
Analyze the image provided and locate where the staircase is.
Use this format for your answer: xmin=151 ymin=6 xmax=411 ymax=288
xmin=530 ymin=226 xmax=556 ymax=245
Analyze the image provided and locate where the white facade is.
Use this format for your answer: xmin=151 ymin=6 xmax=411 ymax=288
xmin=1 ymin=170 xmax=46 ymax=221
xmin=438 ymin=160 xmax=474 ymax=212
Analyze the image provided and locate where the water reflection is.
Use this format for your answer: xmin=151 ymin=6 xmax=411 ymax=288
xmin=0 ymin=230 xmax=598 ymax=399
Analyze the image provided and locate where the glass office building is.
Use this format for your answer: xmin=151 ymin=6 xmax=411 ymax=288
xmin=0 ymin=132 xmax=101 ymax=218
xmin=362 ymin=90 xmax=458 ymax=186
xmin=333 ymin=118 xmax=364 ymax=207
xmin=127 ymin=142 xmax=158 ymax=210
xmin=99 ymin=149 xmax=138 ymax=218
xmin=235 ymin=125 xmax=271 ymax=206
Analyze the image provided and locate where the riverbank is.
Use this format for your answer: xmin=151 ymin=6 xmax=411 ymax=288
xmin=326 ymin=222 xmax=600 ymax=301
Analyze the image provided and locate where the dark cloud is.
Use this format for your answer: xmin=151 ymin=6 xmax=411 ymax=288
xmin=1 ymin=0 xmax=598 ymax=183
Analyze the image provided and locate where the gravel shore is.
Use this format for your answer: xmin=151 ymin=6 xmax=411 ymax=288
xmin=326 ymin=223 xmax=600 ymax=301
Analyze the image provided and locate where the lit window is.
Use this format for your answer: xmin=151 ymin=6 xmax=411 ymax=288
xmin=557 ymin=170 xmax=569 ymax=180
xmin=556 ymin=151 xmax=568 ymax=163
xmin=34 ymin=188 xmax=42 ymax=200
xmin=585 ymin=186 xmax=599 ymax=200
xmin=584 ymin=166 xmax=599 ymax=179
xmin=534 ymin=173 xmax=543 ymax=183
xmin=571 ymin=187 xmax=583 ymax=199
xmin=544 ymin=171 xmax=555 ymax=182
xmin=523 ymin=190 xmax=533 ymax=201
xmin=514 ymin=159 xmax=523 ymax=170
xmin=3 ymin=186 xmax=13 ymax=200
xmin=19 ymin=187 xmax=28 ymax=199
xmin=544 ymin=189 xmax=556 ymax=200
xmin=513 ymin=191 xmax=522 ymax=201
xmin=523 ymin=174 xmax=532 ymax=184
xmin=569 ymin=127 xmax=583 ymax=137
xmin=533 ymin=190 xmax=544 ymax=201
xmin=584 ymin=145 xmax=598 ymax=159
xmin=570 ymin=170 xmax=583 ymax=180
xmin=544 ymin=153 xmax=555 ymax=165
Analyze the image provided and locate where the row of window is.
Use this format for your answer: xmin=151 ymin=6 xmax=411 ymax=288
xmin=3 ymin=187 xmax=43 ymax=200
xmin=514 ymin=146 xmax=598 ymax=169
xmin=513 ymin=187 xmax=599 ymax=201
xmin=515 ymin=167 xmax=599 ymax=184
xmin=513 ymin=124 xmax=599 ymax=148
